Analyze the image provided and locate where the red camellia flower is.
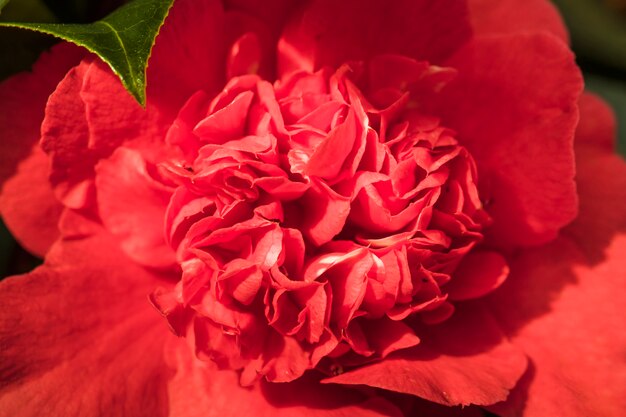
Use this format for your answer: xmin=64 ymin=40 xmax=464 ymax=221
xmin=1 ymin=0 xmax=624 ymax=416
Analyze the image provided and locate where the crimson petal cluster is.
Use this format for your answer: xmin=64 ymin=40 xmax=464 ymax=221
xmin=146 ymin=52 xmax=495 ymax=383
xmin=1 ymin=0 xmax=624 ymax=416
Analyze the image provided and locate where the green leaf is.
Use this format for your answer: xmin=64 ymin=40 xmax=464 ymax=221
xmin=0 ymin=0 xmax=175 ymax=105
xmin=552 ymin=0 xmax=626 ymax=72
xmin=584 ymin=73 xmax=626 ymax=158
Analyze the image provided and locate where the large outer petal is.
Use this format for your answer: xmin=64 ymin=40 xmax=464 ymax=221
xmin=95 ymin=147 xmax=176 ymax=269
xmin=0 ymin=220 xmax=170 ymax=417
xmin=467 ymin=0 xmax=568 ymax=42
xmin=148 ymin=0 xmax=228 ymax=114
xmin=565 ymin=93 xmax=621 ymax=261
xmin=0 ymin=43 xmax=83 ymax=187
xmin=430 ymin=33 xmax=583 ymax=247
xmin=574 ymin=92 xmax=616 ymax=151
xmin=488 ymin=98 xmax=626 ymax=417
xmin=166 ymin=339 xmax=403 ymax=417
xmin=0 ymin=147 xmax=62 ymax=257
xmin=41 ymin=57 xmax=172 ymax=210
xmin=323 ymin=304 xmax=527 ymax=407
xmin=224 ymin=0 xmax=295 ymax=35
xmin=277 ymin=0 xmax=471 ymax=74
xmin=489 ymin=235 xmax=626 ymax=417
xmin=0 ymin=43 xmax=84 ymax=256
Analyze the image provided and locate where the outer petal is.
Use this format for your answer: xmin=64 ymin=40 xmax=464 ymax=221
xmin=222 ymin=0 xmax=297 ymax=80
xmin=166 ymin=339 xmax=403 ymax=417
xmin=95 ymin=147 xmax=176 ymax=269
xmin=41 ymin=58 xmax=172 ymax=211
xmin=574 ymin=92 xmax=616 ymax=151
xmin=489 ymin=111 xmax=626 ymax=416
xmin=41 ymin=59 xmax=98 ymax=210
xmin=0 ymin=221 xmax=169 ymax=417
xmin=148 ymin=0 xmax=227 ymax=114
xmin=431 ymin=33 xmax=583 ymax=247
xmin=0 ymin=147 xmax=62 ymax=257
xmin=467 ymin=0 xmax=568 ymax=42
xmin=564 ymin=93 xmax=622 ymax=262
xmin=278 ymin=0 xmax=471 ymax=74
xmin=0 ymin=42 xmax=83 ymax=187
xmin=0 ymin=43 xmax=84 ymax=256
xmin=323 ymin=304 xmax=527 ymax=407
xmin=445 ymin=251 xmax=509 ymax=301
xmin=489 ymin=235 xmax=626 ymax=417
xmin=224 ymin=0 xmax=295 ymax=37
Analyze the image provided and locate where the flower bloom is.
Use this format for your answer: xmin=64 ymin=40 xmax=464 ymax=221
xmin=0 ymin=0 xmax=624 ymax=416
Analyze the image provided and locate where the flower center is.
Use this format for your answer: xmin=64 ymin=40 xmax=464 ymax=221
xmin=151 ymin=54 xmax=490 ymax=385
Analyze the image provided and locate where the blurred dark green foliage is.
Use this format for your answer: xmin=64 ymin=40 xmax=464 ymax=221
xmin=551 ymin=0 xmax=626 ymax=155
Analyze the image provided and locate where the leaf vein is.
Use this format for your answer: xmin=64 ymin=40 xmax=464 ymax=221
xmin=95 ymin=20 xmax=135 ymax=85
